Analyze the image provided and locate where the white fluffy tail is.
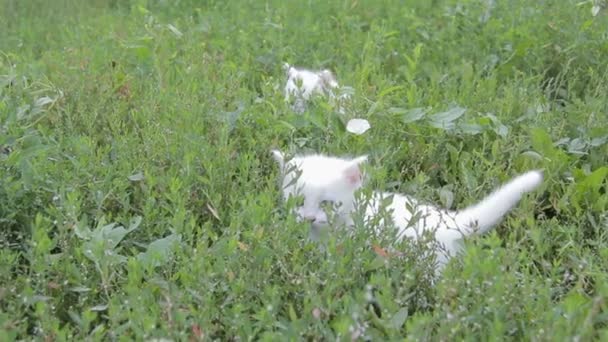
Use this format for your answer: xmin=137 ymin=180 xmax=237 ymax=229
xmin=455 ymin=170 xmax=543 ymax=235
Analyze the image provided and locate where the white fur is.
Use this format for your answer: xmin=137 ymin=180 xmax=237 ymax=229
xmin=272 ymin=151 xmax=543 ymax=272
xmin=282 ymin=63 xmax=350 ymax=114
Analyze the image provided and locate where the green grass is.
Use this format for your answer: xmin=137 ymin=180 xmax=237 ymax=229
xmin=1 ymin=0 xmax=608 ymax=339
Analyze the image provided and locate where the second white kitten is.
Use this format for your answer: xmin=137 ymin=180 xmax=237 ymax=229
xmin=283 ymin=63 xmax=350 ymax=114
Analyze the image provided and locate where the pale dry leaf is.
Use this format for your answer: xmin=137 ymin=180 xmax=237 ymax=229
xmin=167 ymin=24 xmax=183 ymax=38
xmin=128 ymin=172 xmax=144 ymax=182
xmin=312 ymin=308 xmax=322 ymax=319
xmin=35 ymin=96 xmax=54 ymax=107
xmin=90 ymin=304 xmax=108 ymax=312
xmin=206 ymin=203 xmax=220 ymax=220
xmin=237 ymin=241 xmax=249 ymax=251
xmin=372 ymin=244 xmax=389 ymax=258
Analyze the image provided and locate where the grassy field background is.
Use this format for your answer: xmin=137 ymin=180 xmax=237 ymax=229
xmin=1 ymin=0 xmax=608 ymax=340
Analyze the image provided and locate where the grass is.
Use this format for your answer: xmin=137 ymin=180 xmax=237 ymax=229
xmin=1 ymin=0 xmax=608 ymax=340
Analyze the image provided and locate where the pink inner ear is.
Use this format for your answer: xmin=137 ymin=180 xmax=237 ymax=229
xmin=344 ymin=166 xmax=361 ymax=186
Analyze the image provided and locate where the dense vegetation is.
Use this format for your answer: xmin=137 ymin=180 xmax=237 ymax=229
xmin=1 ymin=0 xmax=607 ymax=339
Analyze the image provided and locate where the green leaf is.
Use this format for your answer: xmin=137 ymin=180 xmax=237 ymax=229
xmin=99 ymin=223 xmax=132 ymax=250
xmin=589 ymin=135 xmax=608 ymax=147
xmin=390 ymin=307 xmax=409 ymax=329
xmin=137 ymin=233 xmax=181 ymax=268
xmin=429 ymin=106 xmax=466 ymax=130
xmin=439 ymin=187 xmax=454 ymax=209
xmin=572 ymin=167 xmax=608 ymax=212
xmin=366 ymin=256 xmax=386 ymax=272
xmin=576 ymin=167 xmax=608 ymax=190
xmin=277 ymin=120 xmax=296 ymax=131
xmin=82 ymin=218 xmax=140 ymax=264
xmin=520 ymin=150 xmax=544 ymax=161
xmin=74 ymin=219 xmax=92 ymax=240
xmin=330 ymin=111 xmax=346 ymax=132
xmin=530 ymin=128 xmax=557 ymax=159
xmin=567 ymin=138 xmax=587 ymax=155
xmin=288 ymin=304 xmax=298 ymax=321
xmin=458 ymin=123 xmax=484 ymax=135
xmin=391 ymin=107 xmax=427 ymax=124
xmin=129 ymin=216 xmax=143 ymax=231
xmin=485 ymin=113 xmax=509 ymax=137
xmin=377 ymin=85 xmax=405 ymax=99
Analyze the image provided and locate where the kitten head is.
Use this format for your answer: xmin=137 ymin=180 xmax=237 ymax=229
xmin=283 ymin=64 xmax=340 ymax=102
xmin=271 ymin=150 xmax=367 ymax=228
xmin=318 ymin=69 xmax=339 ymax=89
xmin=283 ymin=62 xmax=299 ymax=80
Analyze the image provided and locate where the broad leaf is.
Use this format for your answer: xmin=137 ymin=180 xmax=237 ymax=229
xmin=390 ymin=107 xmax=427 ymax=124
xmin=429 ymin=106 xmax=466 ymax=129
xmin=137 ymin=233 xmax=181 ymax=268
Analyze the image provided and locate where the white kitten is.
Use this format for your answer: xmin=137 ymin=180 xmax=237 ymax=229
xmin=271 ymin=150 xmax=543 ymax=272
xmin=283 ymin=63 xmax=350 ymax=114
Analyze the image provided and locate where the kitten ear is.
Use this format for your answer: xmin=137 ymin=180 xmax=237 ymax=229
xmin=271 ymin=149 xmax=285 ymax=170
xmin=319 ymin=69 xmax=338 ymax=87
xmin=352 ymin=155 xmax=368 ymax=165
xmin=283 ymin=63 xmax=297 ymax=78
xmin=343 ymin=155 xmax=368 ymax=187
xmin=320 ymin=69 xmax=333 ymax=77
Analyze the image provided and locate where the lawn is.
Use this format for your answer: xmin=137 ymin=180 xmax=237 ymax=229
xmin=1 ymin=0 xmax=608 ymax=340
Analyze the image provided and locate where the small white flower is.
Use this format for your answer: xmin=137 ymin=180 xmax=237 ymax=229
xmin=346 ymin=118 xmax=371 ymax=135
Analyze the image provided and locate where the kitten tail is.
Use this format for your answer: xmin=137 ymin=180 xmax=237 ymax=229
xmin=454 ymin=170 xmax=543 ymax=235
